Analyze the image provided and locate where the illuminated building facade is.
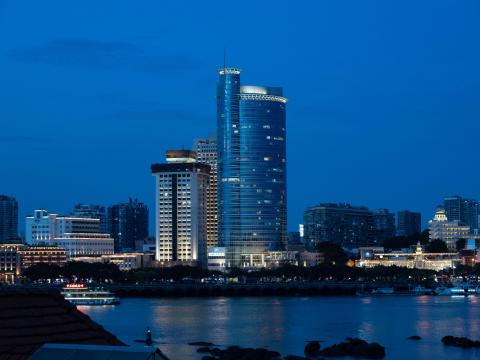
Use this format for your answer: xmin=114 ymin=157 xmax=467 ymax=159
xmin=428 ymin=208 xmax=470 ymax=250
xmin=25 ymin=210 xmax=114 ymax=258
xmin=358 ymin=244 xmax=457 ymax=271
xmin=217 ymin=68 xmax=288 ymax=267
xmin=18 ymin=245 xmax=67 ymax=269
xmin=0 ymin=244 xmax=67 ymax=283
xmin=194 ymin=135 xmax=218 ymax=248
xmin=0 ymin=244 xmax=22 ymax=283
xmin=207 ymin=246 xmax=226 ymax=272
xmin=151 ymin=150 xmax=210 ymax=267
xmin=73 ymin=252 xmax=154 ymax=271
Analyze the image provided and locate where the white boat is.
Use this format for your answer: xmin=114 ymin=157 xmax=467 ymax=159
xmin=61 ymin=284 xmax=120 ymax=305
xmin=434 ymin=286 xmax=452 ymax=296
xmin=371 ymin=287 xmax=395 ymax=295
xmin=411 ymin=286 xmax=432 ymax=295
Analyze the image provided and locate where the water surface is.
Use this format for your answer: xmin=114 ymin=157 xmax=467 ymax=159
xmin=80 ymin=296 xmax=480 ymax=359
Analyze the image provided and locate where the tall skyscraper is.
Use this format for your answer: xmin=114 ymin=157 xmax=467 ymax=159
xmin=217 ymin=68 xmax=288 ymax=267
xmin=72 ymin=204 xmax=108 ymax=234
xmin=372 ymin=209 xmax=396 ymax=244
xmin=151 ymin=150 xmax=209 ymax=267
xmin=107 ymin=198 xmax=149 ymax=252
xmin=396 ymin=210 xmax=421 ymax=236
xmin=303 ymin=203 xmax=375 ymax=250
xmin=444 ymin=195 xmax=479 ymax=230
xmin=0 ymin=195 xmax=20 ymax=243
xmin=194 ymin=135 xmax=218 ymax=248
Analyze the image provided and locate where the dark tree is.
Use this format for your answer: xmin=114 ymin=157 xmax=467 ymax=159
xmin=426 ymin=239 xmax=449 ymax=253
xmin=456 ymin=238 xmax=467 ymax=251
xmin=383 ymin=229 xmax=430 ymax=250
xmin=316 ymin=241 xmax=348 ymax=265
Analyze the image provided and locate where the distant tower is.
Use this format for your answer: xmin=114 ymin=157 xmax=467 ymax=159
xmin=194 ymin=135 xmax=218 ymax=248
xmin=72 ymin=204 xmax=108 ymax=234
xmin=107 ymin=199 xmax=149 ymax=252
xmin=0 ymin=195 xmax=20 ymax=243
xmin=396 ymin=210 xmax=421 ymax=236
xmin=444 ymin=195 xmax=479 ymax=230
xmin=217 ymin=68 xmax=288 ymax=267
xmin=372 ymin=209 xmax=396 ymax=244
xmin=151 ymin=150 xmax=209 ymax=267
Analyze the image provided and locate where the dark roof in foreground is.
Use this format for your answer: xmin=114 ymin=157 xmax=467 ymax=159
xmin=30 ymin=344 xmax=167 ymax=360
xmin=0 ymin=288 xmax=124 ymax=360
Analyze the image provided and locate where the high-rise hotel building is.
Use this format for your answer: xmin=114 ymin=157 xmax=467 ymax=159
xmin=217 ymin=68 xmax=287 ymax=267
xmin=194 ymin=135 xmax=218 ymax=248
xmin=151 ymin=150 xmax=209 ymax=267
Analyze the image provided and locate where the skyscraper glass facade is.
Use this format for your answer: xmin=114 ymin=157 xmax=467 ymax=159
xmin=217 ymin=69 xmax=241 ymax=263
xmin=396 ymin=210 xmax=421 ymax=236
xmin=0 ymin=195 xmax=19 ymax=244
xmin=444 ymin=195 xmax=479 ymax=230
xmin=217 ymin=69 xmax=287 ymax=267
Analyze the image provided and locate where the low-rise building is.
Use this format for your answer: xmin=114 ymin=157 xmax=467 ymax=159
xmin=73 ymin=253 xmax=154 ymax=271
xmin=0 ymin=244 xmax=22 ymax=283
xmin=458 ymin=249 xmax=479 ymax=267
xmin=207 ymin=247 xmax=226 ymax=272
xmin=26 ymin=210 xmax=114 ymax=258
xmin=299 ymin=251 xmax=325 ymax=267
xmin=101 ymin=253 xmax=154 ymax=271
xmin=357 ymin=244 xmax=457 ymax=271
xmin=18 ymin=245 xmax=67 ymax=269
xmin=0 ymin=244 xmax=68 ymax=283
xmin=238 ymin=251 xmax=297 ymax=268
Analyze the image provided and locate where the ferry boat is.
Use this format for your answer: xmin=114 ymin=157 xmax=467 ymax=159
xmin=61 ymin=283 xmax=120 ymax=305
xmin=433 ymin=284 xmax=480 ymax=296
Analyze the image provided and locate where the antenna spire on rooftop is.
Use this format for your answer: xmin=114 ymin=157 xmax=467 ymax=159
xmin=223 ymin=48 xmax=226 ymax=69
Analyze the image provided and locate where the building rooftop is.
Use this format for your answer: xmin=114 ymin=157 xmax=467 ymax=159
xmin=240 ymin=85 xmax=283 ymax=96
xmin=30 ymin=344 xmax=166 ymax=360
xmin=218 ymin=68 xmax=241 ymax=75
xmin=306 ymin=203 xmax=370 ymax=211
xmin=0 ymin=288 xmax=124 ymax=359
xmin=151 ymin=162 xmax=210 ymax=174
xmin=165 ymin=150 xmax=196 ymax=163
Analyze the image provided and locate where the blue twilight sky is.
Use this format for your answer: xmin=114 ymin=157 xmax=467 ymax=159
xmin=1 ymin=1 xmax=479 ymax=234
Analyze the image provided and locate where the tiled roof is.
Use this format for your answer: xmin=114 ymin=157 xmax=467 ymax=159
xmin=0 ymin=288 xmax=124 ymax=360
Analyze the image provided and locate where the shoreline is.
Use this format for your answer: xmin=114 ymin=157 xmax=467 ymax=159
xmin=107 ymin=282 xmax=421 ymax=298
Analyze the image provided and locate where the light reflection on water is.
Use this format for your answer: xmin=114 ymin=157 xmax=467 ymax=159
xmin=80 ymin=296 xmax=480 ymax=360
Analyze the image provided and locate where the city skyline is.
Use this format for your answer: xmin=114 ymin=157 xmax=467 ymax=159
xmin=2 ymin=1 xmax=480 ymax=233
